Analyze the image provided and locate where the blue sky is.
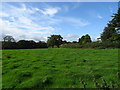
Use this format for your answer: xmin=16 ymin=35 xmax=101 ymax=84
xmin=0 ymin=2 xmax=118 ymax=41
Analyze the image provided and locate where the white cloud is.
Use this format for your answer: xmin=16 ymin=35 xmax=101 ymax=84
xmin=61 ymin=3 xmax=80 ymax=12
xmin=1 ymin=18 xmax=53 ymax=41
xmin=64 ymin=34 xmax=79 ymax=42
xmin=60 ymin=17 xmax=90 ymax=27
xmin=109 ymin=7 xmax=113 ymax=13
xmin=97 ymin=14 xmax=103 ymax=19
xmin=35 ymin=8 xmax=40 ymax=11
xmin=18 ymin=16 xmax=32 ymax=26
xmin=20 ymin=4 xmax=35 ymax=14
xmin=0 ymin=12 xmax=9 ymax=17
xmin=1 ymin=3 xmax=90 ymax=42
xmin=40 ymin=7 xmax=60 ymax=17
xmin=0 ymin=3 xmax=56 ymax=41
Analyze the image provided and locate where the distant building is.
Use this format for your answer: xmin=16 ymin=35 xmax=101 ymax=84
xmin=97 ymin=38 xmax=101 ymax=42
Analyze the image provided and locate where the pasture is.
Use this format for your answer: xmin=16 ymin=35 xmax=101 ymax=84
xmin=2 ymin=48 xmax=119 ymax=88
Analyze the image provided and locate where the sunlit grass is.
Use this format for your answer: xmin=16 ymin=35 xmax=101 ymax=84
xmin=2 ymin=48 xmax=119 ymax=88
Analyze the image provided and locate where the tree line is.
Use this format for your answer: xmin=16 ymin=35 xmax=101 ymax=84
xmin=2 ymin=37 xmax=47 ymax=49
xmin=1 ymin=8 xmax=120 ymax=49
xmin=1 ymin=34 xmax=93 ymax=49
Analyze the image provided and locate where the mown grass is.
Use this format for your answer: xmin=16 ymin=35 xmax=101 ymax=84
xmin=2 ymin=48 xmax=119 ymax=88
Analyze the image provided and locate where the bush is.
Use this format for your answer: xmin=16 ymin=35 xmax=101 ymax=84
xmin=60 ymin=42 xmax=103 ymax=49
xmin=60 ymin=41 xmax=120 ymax=49
xmin=2 ymin=42 xmax=18 ymax=49
xmin=102 ymin=41 xmax=120 ymax=48
xmin=87 ymin=42 xmax=104 ymax=48
xmin=60 ymin=43 xmax=82 ymax=48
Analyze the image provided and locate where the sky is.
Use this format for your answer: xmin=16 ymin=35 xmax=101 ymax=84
xmin=0 ymin=2 xmax=119 ymax=42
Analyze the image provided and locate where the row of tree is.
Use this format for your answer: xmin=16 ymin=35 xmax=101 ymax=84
xmin=2 ymin=37 xmax=47 ymax=49
xmin=1 ymin=34 xmax=92 ymax=49
xmin=47 ymin=34 xmax=92 ymax=48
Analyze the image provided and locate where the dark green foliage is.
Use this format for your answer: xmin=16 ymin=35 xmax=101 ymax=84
xmin=101 ymin=27 xmax=116 ymax=42
xmin=72 ymin=41 xmax=78 ymax=43
xmin=2 ymin=42 xmax=18 ymax=49
xmin=109 ymin=33 xmax=120 ymax=42
xmin=110 ymin=8 xmax=120 ymax=30
xmin=62 ymin=40 xmax=68 ymax=44
xmin=2 ymin=40 xmax=47 ymax=49
xmin=60 ymin=43 xmax=82 ymax=48
xmin=60 ymin=41 xmax=104 ymax=48
xmin=17 ymin=40 xmax=33 ymax=49
xmin=79 ymin=34 xmax=92 ymax=45
xmin=47 ymin=35 xmax=63 ymax=48
xmin=102 ymin=40 xmax=120 ymax=48
xmin=3 ymin=36 xmax=15 ymax=42
xmin=36 ymin=41 xmax=47 ymax=48
xmin=101 ymin=8 xmax=120 ymax=43
xmin=100 ymin=8 xmax=120 ymax=48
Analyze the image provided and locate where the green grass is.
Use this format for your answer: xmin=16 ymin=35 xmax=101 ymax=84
xmin=2 ymin=48 xmax=119 ymax=88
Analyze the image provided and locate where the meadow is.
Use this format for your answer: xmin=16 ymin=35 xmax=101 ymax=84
xmin=2 ymin=48 xmax=119 ymax=88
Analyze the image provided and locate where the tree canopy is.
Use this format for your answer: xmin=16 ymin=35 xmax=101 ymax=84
xmin=79 ymin=34 xmax=92 ymax=44
xmin=47 ymin=35 xmax=63 ymax=48
xmin=2 ymin=35 xmax=48 ymax=49
xmin=101 ymin=8 xmax=120 ymax=42
xmin=3 ymin=36 xmax=16 ymax=42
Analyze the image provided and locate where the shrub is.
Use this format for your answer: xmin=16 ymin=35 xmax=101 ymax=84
xmin=60 ymin=42 xmax=103 ymax=49
xmin=102 ymin=41 xmax=120 ymax=48
xmin=60 ymin=43 xmax=82 ymax=48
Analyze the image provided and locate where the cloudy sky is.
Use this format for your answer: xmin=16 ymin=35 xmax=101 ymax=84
xmin=0 ymin=2 xmax=118 ymax=42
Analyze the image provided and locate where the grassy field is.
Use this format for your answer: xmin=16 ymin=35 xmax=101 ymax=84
xmin=2 ymin=48 xmax=119 ymax=88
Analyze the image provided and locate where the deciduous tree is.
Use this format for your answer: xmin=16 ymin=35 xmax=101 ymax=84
xmin=47 ymin=35 xmax=63 ymax=48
